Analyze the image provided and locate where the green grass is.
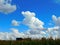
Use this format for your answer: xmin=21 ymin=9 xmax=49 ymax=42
xmin=0 ymin=38 xmax=60 ymax=45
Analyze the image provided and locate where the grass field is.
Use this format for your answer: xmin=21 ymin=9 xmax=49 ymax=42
xmin=0 ymin=38 xmax=60 ymax=45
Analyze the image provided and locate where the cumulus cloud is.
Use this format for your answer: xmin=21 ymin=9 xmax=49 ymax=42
xmin=0 ymin=28 xmax=46 ymax=40
xmin=52 ymin=15 xmax=60 ymax=26
xmin=12 ymin=20 xmax=20 ymax=26
xmin=21 ymin=11 xmax=46 ymax=39
xmin=46 ymin=15 xmax=60 ymax=39
xmin=24 ymin=30 xmax=46 ymax=39
xmin=1 ymin=11 xmax=60 ymax=40
xmin=22 ymin=11 xmax=44 ymax=29
xmin=22 ymin=11 xmax=35 ymax=18
xmin=0 ymin=28 xmax=25 ymax=40
xmin=52 ymin=15 xmax=60 ymax=38
xmin=10 ymin=28 xmax=25 ymax=38
xmin=0 ymin=0 xmax=16 ymax=14
xmin=25 ymin=29 xmax=46 ymax=35
xmin=8 ymin=11 xmax=46 ymax=40
xmin=2 ymin=11 xmax=46 ymax=40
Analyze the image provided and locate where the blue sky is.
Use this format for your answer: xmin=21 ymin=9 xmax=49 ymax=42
xmin=0 ymin=0 xmax=60 ymax=35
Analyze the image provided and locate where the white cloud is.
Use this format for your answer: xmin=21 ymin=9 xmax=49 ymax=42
xmin=52 ymin=15 xmax=60 ymax=27
xmin=10 ymin=28 xmax=25 ymax=38
xmin=22 ymin=11 xmax=35 ymax=18
xmin=46 ymin=26 xmax=60 ymax=39
xmin=20 ymin=11 xmax=47 ymax=39
xmin=52 ymin=15 xmax=60 ymax=26
xmin=44 ymin=15 xmax=60 ymax=39
xmin=0 ymin=28 xmax=46 ymax=40
xmin=12 ymin=20 xmax=20 ymax=26
xmin=22 ymin=11 xmax=44 ymax=29
xmin=21 ymin=11 xmax=46 ymax=39
xmin=0 ymin=0 xmax=16 ymax=14
xmin=21 ymin=11 xmax=60 ymax=39
xmin=1 ymin=11 xmax=60 ymax=40
xmin=24 ymin=30 xmax=46 ymax=39
xmin=0 ymin=28 xmax=25 ymax=40
xmin=0 ymin=11 xmax=46 ymax=40
xmin=52 ymin=15 xmax=60 ymax=38
xmin=25 ymin=29 xmax=46 ymax=35
xmin=47 ymin=26 xmax=60 ymax=32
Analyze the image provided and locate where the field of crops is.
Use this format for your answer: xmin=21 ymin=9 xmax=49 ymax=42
xmin=0 ymin=38 xmax=60 ymax=45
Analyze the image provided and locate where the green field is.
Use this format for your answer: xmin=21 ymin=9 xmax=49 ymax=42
xmin=0 ymin=38 xmax=60 ymax=45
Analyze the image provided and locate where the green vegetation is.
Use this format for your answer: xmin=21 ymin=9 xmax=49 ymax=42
xmin=0 ymin=38 xmax=60 ymax=45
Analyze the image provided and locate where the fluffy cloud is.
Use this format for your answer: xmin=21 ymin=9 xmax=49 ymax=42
xmin=22 ymin=11 xmax=35 ymax=18
xmin=52 ymin=15 xmax=60 ymax=26
xmin=0 ymin=0 xmax=16 ymax=14
xmin=47 ymin=26 xmax=59 ymax=34
xmin=9 ymin=11 xmax=46 ymax=40
xmin=10 ymin=28 xmax=25 ymax=38
xmin=46 ymin=15 xmax=60 ymax=39
xmin=1 ymin=11 xmax=60 ymax=40
xmin=22 ymin=11 xmax=44 ymax=29
xmin=0 ymin=28 xmax=46 ymax=40
xmin=52 ymin=15 xmax=60 ymax=38
xmin=25 ymin=29 xmax=46 ymax=35
xmin=0 ymin=28 xmax=25 ymax=40
xmin=3 ymin=11 xmax=45 ymax=40
xmin=12 ymin=20 xmax=20 ymax=26
xmin=24 ymin=30 xmax=46 ymax=39
xmin=21 ymin=11 xmax=60 ymax=39
xmin=21 ymin=11 xmax=46 ymax=39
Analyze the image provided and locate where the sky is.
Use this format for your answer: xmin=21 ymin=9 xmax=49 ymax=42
xmin=0 ymin=0 xmax=60 ymax=40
